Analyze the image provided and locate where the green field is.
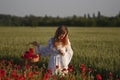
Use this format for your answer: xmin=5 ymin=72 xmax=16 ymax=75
xmin=0 ymin=27 xmax=120 ymax=76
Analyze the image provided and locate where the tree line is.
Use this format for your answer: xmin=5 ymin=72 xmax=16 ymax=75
xmin=0 ymin=11 xmax=120 ymax=27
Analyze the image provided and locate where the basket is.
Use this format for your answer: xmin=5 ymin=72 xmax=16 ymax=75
xmin=30 ymin=54 xmax=40 ymax=62
xmin=21 ymin=47 xmax=40 ymax=63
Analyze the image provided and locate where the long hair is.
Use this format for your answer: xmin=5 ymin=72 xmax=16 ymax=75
xmin=53 ymin=25 xmax=68 ymax=48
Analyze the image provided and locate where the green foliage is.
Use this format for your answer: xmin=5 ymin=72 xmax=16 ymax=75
xmin=0 ymin=12 xmax=120 ymax=27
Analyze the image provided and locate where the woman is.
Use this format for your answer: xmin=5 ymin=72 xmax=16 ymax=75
xmin=31 ymin=25 xmax=73 ymax=75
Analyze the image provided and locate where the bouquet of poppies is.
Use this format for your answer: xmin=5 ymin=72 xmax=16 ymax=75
xmin=21 ymin=48 xmax=39 ymax=62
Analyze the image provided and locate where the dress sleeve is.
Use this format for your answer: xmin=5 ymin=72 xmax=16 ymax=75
xmin=36 ymin=38 xmax=53 ymax=56
xmin=64 ymin=39 xmax=73 ymax=66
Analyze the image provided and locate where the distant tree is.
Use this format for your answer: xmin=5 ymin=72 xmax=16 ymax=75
xmin=87 ymin=13 xmax=91 ymax=19
xmin=97 ymin=11 xmax=101 ymax=19
xmin=92 ymin=13 xmax=96 ymax=18
xmin=0 ymin=13 xmax=120 ymax=27
xmin=84 ymin=14 xmax=87 ymax=19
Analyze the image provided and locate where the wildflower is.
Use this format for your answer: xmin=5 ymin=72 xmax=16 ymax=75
xmin=11 ymin=70 xmax=17 ymax=78
xmin=81 ymin=67 xmax=86 ymax=73
xmin=67 ymin=67 xmax=73 ymax=73
xmin=68 ymin=65 xmax=73 ymax=69
xmin=18 ymin=74 xmax=26 ymax=80
xmin=56 ymin=65 xmax=59 ymax=69
xmin=43 ymin=73 xmax=50 ymax=80
xmin=109 ymin=72 xmax=113 ymax=77
xmin=62 ymin=68 xmax=67 ymax=72
xmin=29 ymin=48 xmax=34 ymax=54
xmin=80 ymin=64 xmax=85 ymax=69
xmin=52 ymin=75 xmax=56 ymax=79
xmin=33 ymin=71 xmax=39 ymax=75
xmin=0 ymin=69 xmax=5 ymax=78
xmin=7 ymin=61 xmax=12 ymax=65
xmin=47 ymin=68 xmax=52 ymax=73
xmin=59 ymin=77 xmax=65 ymax=80
xmin=1 ymin=59 xmax=5 ymax=64
xmin=4 ymin=77 xmax=10 ymax=80
xmin=25 ymin=64 xmax=30 ymax=70
xmin=27 ymin=72 xmax=33 ymax=77
xmin=88 ymin=68 xmax=93 ymax=73
xmin=32 ymin=54 xmax=39 ymax=58
xmin=96 ymin=74 xmax=102 ymax=80
xmin=16 ymin=65 xmax=21 ymax=69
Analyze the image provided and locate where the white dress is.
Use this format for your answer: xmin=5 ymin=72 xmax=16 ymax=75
xmin=36 ymin=37 xmax=73 ymax=75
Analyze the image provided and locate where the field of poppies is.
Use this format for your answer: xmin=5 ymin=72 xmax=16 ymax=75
xmin=0 ymin=27 xmax=120 ymax=80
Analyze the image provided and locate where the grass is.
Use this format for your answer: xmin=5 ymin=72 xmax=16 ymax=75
xmin=0 ymin=26 xmax=120 ymax=78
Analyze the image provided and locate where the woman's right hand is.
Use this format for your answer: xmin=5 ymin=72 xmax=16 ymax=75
xmin=59 ymin=50 xmax=65 ymax=56
xmin=30 ymin=41 xmax=39 ymax=47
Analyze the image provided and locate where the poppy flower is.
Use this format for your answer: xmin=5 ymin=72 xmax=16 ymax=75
xmin=47 ymin=68 xmax=52 ymax=73
xmin=62 ymin=68 xmax=67 ymax=72
xmin=29 ymin=48 xmax=34 ymax=54
xmin=4 ymin=77 xmax=10 ymax=80
xmin=43 ymin=73 xmax=50 ymax=80
xmin=96 ymin=74 xmax=102 ymax=80
xmin=88 ymin=68 xmax=93 ymax=73
xmin=109 ymin=72 xmax=113 ymax=77
xmin=80 ymin=64 xmax=85 ymax=69
xmin=67 ymin=67 xmax=73 ymax=73
xmin=33 ymin=71 xmax=39 ymax=75
xmin=56 ymin=65 xmax=59 ymax=69
xmin=0 ymin=69 xmax=5 ymax=78
xmin=27 ymin=72 xmax=33 ymax=77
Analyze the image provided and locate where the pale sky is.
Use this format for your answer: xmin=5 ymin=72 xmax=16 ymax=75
xmin=0 ymin=0 xmax=120 ymax=17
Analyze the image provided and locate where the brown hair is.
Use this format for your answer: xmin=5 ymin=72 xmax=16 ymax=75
xmin=53 ymin=25 xmax=68 ymax=48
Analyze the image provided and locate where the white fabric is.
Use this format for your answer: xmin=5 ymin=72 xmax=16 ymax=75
xmin=36 ymin=37 xmax=73 ymax=75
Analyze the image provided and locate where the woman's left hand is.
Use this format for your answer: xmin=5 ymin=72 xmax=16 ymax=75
xmin=30 ymin=41 xmax=39 ymax=47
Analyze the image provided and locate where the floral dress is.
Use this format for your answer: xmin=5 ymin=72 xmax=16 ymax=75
xmin=36 ymin=37 xmax=73 ymax=75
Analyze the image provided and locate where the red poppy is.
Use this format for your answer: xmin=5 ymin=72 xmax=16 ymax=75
xmin=0 ymin=69 xmax=5 ymax=78
xmin=16 ymin=65 xmax=21 ymax=69
xmin=96 ymin=74 xmax=102 ymax=80
xmin=109 ymin=72 xmax=113 ymax=77
xmin=56 ymin=65 xmax=59 ymax=69
xmin=33 ymin=71 xmax=39 ymax=75
xmin=1 ymin=59 xmax=5 ymax=64
xmin=29 ymin=48 xmax=34 ymax=54
xmin=7 ymin=61 xmax=12 ymax=65
xmin=47 ymin=68 xmax=52 ymax=73
xmin=43 ymin=73 xmax=50 ymax=80
xmin=67 ymin=68 xmax=73 ymax=73
xmin=27 ymin=72 xmax=33 ymax=77
xmin=52 ymin=75 xmax=56 ymax=79
xmin=59 ymin=77 xmax=65 ymax=80
xmin=4 ymin=77 xmax=10 ymax=80
xmin=18 ymin=74 xmax=26 ymax=80
xmin=32 ymin=54 xmax=39 ymax=58
xmin=68 ymin=65 xmax=73 ymax=69
xmin=23 ymin=52 xmax=32 ymax=59
xmin=25 ymin=64 xmax=30 ymax=70
xmin=80 ymin=64 xmax=85 ymax=69
xmin=11 ymin=70 xmax=17 ymax=78
xmin=88 ymin=68 xmax=93 ymax=73
xmin=62 ymin=68 xmax=67 ymax=72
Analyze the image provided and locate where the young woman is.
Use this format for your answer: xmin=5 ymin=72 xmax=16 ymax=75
xmin=31 ymin=25 xmax=73 ymax=75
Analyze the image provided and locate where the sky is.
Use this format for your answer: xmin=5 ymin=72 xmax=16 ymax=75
xmin=0 ymin=0 xmax=120 ymax=17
